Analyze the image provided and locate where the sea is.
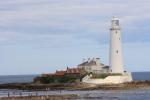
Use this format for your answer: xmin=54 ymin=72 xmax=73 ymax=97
xmin=0 ymin=72 xmax=150 ymax=100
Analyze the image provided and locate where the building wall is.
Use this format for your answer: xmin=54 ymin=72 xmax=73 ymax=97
xmin=78 ymin=58 xmax=109 ymax=74
xmin=84 ymin=65 xmax=101 ymax=73
xmin=80 ymin=65 xmax=109 ymax=74
xmin=109 ymin=17 xmax=124 ymax=73
xmin=82 ymin=72 xmax=132 ymax=84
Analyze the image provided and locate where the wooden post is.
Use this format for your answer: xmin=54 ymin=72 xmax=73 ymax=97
xmin=8 ymin=92 xmax=10 ymax=97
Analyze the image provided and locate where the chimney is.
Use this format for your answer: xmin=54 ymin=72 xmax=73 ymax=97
xmin=82 ymin=58 xmax=86 ymax=63
xmin=88 ymin=58 xmax=91 ymax=63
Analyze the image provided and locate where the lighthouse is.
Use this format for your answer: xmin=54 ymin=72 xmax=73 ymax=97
xmin=82 ymin=17 xmax=132 ymax=84
xmin=109 ymin=17 xmax=124 ymax=73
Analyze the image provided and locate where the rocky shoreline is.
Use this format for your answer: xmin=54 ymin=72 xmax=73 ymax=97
xmin=0 ymin=81 xmax=150 ymax=100
xmin=0 ymin=81 xmax=150 ymax=90
xmin=0 ymin=94 xmax=78 ymax=100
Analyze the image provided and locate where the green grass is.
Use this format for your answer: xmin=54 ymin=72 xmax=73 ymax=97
xmin=34 ymin=75 xmax=82 ymax=84
xmin=91 ymin=73 xmax=122 ymax=79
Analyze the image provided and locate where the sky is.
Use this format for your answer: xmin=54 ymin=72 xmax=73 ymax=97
xmin=0 ymin=0 xmax=150 ymax=75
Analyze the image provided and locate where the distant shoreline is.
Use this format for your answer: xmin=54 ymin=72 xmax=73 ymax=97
xmin=0 ymin=81 xmax=150 ymax=90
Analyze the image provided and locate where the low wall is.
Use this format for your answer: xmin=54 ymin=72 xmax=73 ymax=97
xmin=82 ymin=72 xmax=133 ymax=84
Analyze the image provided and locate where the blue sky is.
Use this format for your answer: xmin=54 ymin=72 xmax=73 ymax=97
xmin=0 ymin=0 xmax=150 ymax=75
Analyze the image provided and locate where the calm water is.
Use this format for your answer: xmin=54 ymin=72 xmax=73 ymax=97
xmin=0 ymin=75 xmax=38 ymax=84
xmin=132 ymin=72 xmax=150 ymax=81
xmin=0 ymin=72 xmax=150 ymax=99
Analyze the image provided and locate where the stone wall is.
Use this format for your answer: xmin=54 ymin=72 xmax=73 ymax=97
xmin=82 ymin=72 xmax=132 ymax=84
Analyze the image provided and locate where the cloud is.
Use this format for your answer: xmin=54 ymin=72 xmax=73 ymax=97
xmin=0 ymin=0 xmax=150 ymax=47
xmin=0 ymin=31 xmax=16 ymax=41
xmin=1 ymin=0 xmax=150 ymax=74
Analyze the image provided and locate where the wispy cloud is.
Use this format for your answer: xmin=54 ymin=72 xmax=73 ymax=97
xmin=1 ymin=0 xmax=150 ymax=74
xmin=0 ymin=0 xmax=150 ymax=47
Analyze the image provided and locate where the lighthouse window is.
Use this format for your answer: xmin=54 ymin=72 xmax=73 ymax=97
xmin=116 ymin=31 xmax=117 ymax=34
xmin=116 ymin=50 xmax=118 ymax=54
xmin=115 ymin=20 xmax=119 ymax=26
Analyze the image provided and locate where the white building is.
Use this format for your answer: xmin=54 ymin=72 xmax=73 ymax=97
xmin=78 ymin=58 xmax=110 ymax=74
xmin=109 ymin=17 xmax=124 ymax=73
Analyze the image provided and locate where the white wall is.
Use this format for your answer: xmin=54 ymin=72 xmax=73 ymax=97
xmin=82 ymin=72 xmax=132 ymax=84
xmin=109 ymin=17 xmax=124 ymax=73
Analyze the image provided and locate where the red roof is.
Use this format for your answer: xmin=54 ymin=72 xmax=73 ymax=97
xmin=66 ymin=68 xmax=81 ymax=74
xmin=55 ymin=70 xmax=66 ymax=76
xmin=41 ymin=67 xmax=81 ymax=77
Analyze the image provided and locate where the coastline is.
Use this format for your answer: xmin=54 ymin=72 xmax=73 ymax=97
xmin=0 ymin=81 xmax=150 ymax=99
xmin=0 ymin=94 xmax=78 ymax=100
xmin=0 ymin=81 xmax=150 ymax=90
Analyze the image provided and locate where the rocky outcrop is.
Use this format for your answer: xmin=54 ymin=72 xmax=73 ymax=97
xmin=0 ymin=94 xmax=78 ymax=100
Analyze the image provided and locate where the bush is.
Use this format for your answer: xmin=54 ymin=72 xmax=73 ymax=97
xmin=59 ymin=76 xmax=77 ymax=83
xmin=34 ymin=75 xmax=81 ymax=84
xmin=39 ymin=76 xmax=55 ymax=84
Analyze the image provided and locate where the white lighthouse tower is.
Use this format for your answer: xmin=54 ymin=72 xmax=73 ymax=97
xmin=82 ymin=17 xmax=132 ymax=84
xmin=109 ymin=17 xmax=124 ymax=73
